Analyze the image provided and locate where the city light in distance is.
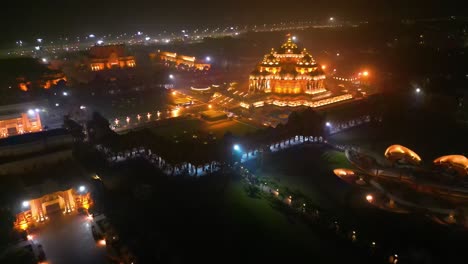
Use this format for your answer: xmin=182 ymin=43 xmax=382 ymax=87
xmin=63 ymin=91 xmax=68 ymax=96
xmin=79 ymin=186 xmax=86 ymax=192
xmin=89 ymin=34 xmax=95 ymax=38
xmin=206 ymin=56 xmax=211 ymax=62
xmin=80 ymin=105 xmax=86 ymax=110
xmin=329 ymin=17 xmax=334 ymax=21
xmin=326 ymin=122 xmax=331 ymax=127
xmin=137 ymin=31 xmax=143 ymax=36
xmin=41 ymin=58 xmax=48 ymax=63
xmin=416 ymin=88 xmax=421 ymax=93
xmin=27 ymin=109 xmax=35 ymax=115
xmin=97 ymin=40 xmax=104 ymax=45
xmin=169 ymin=74 xmax=174 ymax=79
xmin=292 ymin=36 xmax=297 ymax=41
xmin=35 ymin=46 xmax=40 ymax=51
xmin=366 ymin=194 xmax=373 ymax=203
xmin=145 ymin=37 xmax=151 ymax=41
xmin=37 ymin=38 xmax=43 ymax=43
xmin=22 ymin=201 xmax=30 ymax=208
xmin=321 ymin=65 xmax=326 ymax=70
xmin=362 ymin=71 xmax=369 ymax=77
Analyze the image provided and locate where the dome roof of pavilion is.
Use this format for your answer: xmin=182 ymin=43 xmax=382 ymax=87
xmin=277 ymin=36 xmax=301 ymax=54
xmin=260 ymin=49 xmax=280 ymax=66
xmin=297 ymin=49 xmax=316 ymax=66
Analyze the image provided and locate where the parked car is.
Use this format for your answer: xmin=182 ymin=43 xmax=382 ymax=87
xmin=37 ymin=244 xmax=46 ymax=262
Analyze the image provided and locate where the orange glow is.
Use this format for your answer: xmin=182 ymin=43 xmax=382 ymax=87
xmin=434 ymin=155 xmax=468 ymax=176
xmin=27 ymin=234 xmax=33 ymax=240
xmin=321 ymin=65 xmax=326 ymax=70
xmin=384 ymin=145 xmax=421 ymax=165
xmin=333 ymin=168 xmax=355 ymax=177
xmin=172 ymin=91 xmax=177 ymax=96
xmin=19 ymin=82 xmax=29 ymax=91
xmin=362 ymin=71 xmax=369 ymax=77
xmin=98 ymin=239 xmax=106 ymax=246
xmin=208 ymin=104 xmax=212 ymax=109
xmin=87 ymin=214 xmax=93 ymax=220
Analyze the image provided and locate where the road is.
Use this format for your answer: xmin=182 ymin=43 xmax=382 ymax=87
xmin=31 ymin=213 xmax=107 ymax=264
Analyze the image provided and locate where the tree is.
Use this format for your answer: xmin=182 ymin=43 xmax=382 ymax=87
xmin=87 ymin=112 xmax=115 ymax=144
xmin=0 ymin=208 xmax=15 ymax=251
xmin=63 ymin=115 xmax=85 ymax=141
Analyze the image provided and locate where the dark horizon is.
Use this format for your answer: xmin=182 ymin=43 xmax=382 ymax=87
xmin=1 ymin=0 xmax=466 ymax=46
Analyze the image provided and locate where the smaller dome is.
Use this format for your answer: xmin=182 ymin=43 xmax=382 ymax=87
xmin=297 ymin=51 xmax=316 ymax=66
xmin=261 ymin=49 xmax=280 ymax=66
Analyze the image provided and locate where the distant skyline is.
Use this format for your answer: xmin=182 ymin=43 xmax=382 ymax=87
xmin=1 ymin=0 xmax=466 ymax=45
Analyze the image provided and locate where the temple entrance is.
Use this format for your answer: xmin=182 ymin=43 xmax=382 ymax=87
xmin=45 ymin=202 xmax=61 ymax=215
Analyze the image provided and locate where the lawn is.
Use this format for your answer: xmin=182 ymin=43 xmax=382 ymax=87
xmin=248 ymin=145 xmax=352 ymax=210
xmin=149 ymin=117 xmax=259 ymax=140
xmin=221 ymin=181 xmax=360 ymax=262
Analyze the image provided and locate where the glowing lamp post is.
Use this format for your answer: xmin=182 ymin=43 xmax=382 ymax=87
xmin=233 ymin=144 xmax=241 ymax=152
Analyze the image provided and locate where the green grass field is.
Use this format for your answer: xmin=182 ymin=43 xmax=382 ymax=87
xmin=252 ymin=145 xmax=352 ymax=210
xmin=150 ymin=117 xmax=259 ymax=140
xmin=222 ymin=181 xmax=351 ymax=262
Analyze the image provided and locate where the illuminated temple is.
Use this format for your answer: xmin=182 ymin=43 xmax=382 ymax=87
xmin=89 ymin=44 xmax=136 ymax=71
xmin=249 ymin=36 xmax=326 ymax=95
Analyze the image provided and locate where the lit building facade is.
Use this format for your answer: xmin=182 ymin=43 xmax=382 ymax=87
xmin=89 ymin=44 xmax=136 ymax=71
xmin=152 ymin=51 xmax=211 ymax=71
xmin=0 ymin=111 xmax=42 ymax=138
xmin=249 ymin=36 xmax=326 ymax=95
xmin=15 ymin=187 xmax=92 ymax=230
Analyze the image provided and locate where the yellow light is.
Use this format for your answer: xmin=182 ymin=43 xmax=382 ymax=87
xmin=321 ymin=65 xmax=326 ymax=70
xmin=172 ymin=91 xmax=177 ymax=96
xmin=208 ymin=104 xmax=212 ymax=109
xmin=98 ymin=239 xmax=106 ymax=246
xmin=20 ymin=222 xmax=28 ymax=230
xmin=27 ymin=234 xmax=33 ymax=240
xmin=362 ymin=71 xmax=369 ymax=77
xmin=366 ymin=194 xmax=373 ymax=203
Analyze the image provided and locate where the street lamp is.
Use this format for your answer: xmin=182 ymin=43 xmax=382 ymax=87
xmin=78 ymin=186 xmax=86 ymax=193
xmin=415 ymin=88 xmax=421 ymax=93
xmin=22 ymin=201 xmax=30 ymax=208
xmin=205 ymin=56 xmax=211 ymax=62
xmin=292 ymin=36 xmax=297 ymax=41
xmin=233 ymin=144 xmax=241 ymax=152
xmin=169 ymin=74 xmax=174 ymax=80
xmin=329 ymin=17 xmax=334 ymax=21
xmin=326 ymin=122 xmax=331 ymax=127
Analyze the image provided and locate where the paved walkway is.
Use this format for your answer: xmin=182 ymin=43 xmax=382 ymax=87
xmin=31 ymin=213 xmax=107 ymax=264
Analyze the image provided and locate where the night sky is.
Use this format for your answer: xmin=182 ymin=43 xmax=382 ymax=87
xmin=1 ymin=0 xmax=465 ymax=45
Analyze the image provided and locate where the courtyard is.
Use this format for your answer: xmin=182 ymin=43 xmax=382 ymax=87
xmin=30 ymin=212 xmax=107 ymax=264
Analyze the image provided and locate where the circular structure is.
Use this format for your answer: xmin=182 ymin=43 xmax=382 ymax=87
xmin=384 ymin=145 xmax=422 ymax=165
